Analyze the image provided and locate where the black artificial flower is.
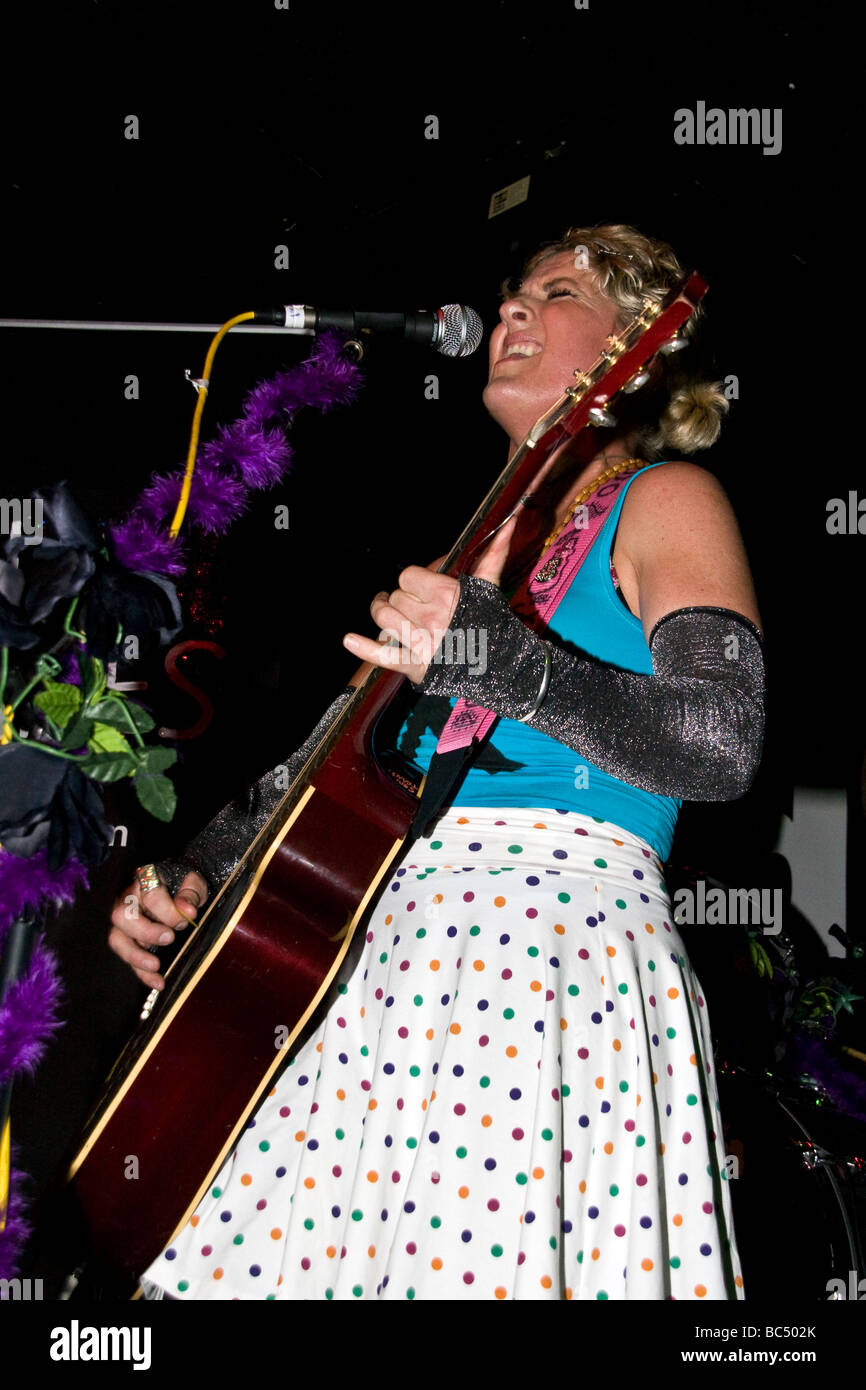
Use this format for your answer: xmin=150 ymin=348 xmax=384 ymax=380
xmin=81 ymin=565 xmax=182 ymax=662
xmin=0 ymin=742 xmax=113 ymax=868
xmin=0 ymin=482 xmax=98 ymax=649
xmin=0 ymin=480 xmax=182 ymax=660
xmin=45 ymin=762 xmax=115 ymax=870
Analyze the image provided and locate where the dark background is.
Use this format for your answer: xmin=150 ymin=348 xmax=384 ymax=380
xmin=2 ymin=0 xmax=859 ymax=1301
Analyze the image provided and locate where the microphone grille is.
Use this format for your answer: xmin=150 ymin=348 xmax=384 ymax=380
xmin=437 ymin=304 xmax=484 ymax=357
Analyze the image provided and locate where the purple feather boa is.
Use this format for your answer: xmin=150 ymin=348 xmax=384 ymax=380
xmin=0 ymin=849 xmax=89 ymax=946
xmin=110 ymin=330 xmax=361 ymax=573
xmin=0 ymin=937 xmax=63 ymax=1080
xmin=0 ymin=851 xmax=67 ymax=1280
xmin=0 ymin=1157 xmax=33 ymax=1283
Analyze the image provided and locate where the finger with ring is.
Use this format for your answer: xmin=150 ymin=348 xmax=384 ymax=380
xmin=136 ymin=863 xmax=163 ymax=894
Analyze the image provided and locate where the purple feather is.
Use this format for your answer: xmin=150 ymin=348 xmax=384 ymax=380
xmin=0 ymin=1159 xmax=33 ymax=1282
xmin=185 ymin=463 xmax=249 ymax=534
xmin=201 ymin=421 xmax=293 ymax=489
xmin=0 ymin=849 xmax=89 ymax=942
xmin=136 ymin=472 xmax=190 ymax=523
xmin=0 ymin=936 xmax=63 ymax=1280
xmin=109 ymin=514 xmax=187 ymax=577
xmin=242 ymin=331 xmax=361 ymax=429
xmin=57 ymin=649 xmax=82 ymax=686
xmin=0 ymin=937 xmax=63 ymax=1081
xmin=108 ymin=330 xmax=360 ymax=569
xmin=242 ymin=370 xmax=309 ymax=429
xmin=233 ymin=428 xmax=293 ymax=489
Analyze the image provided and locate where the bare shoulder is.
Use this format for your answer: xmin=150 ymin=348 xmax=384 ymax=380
xmin=616 ymin=461 xmax=763 ymax=640
xmin=621 ymin=459 xmax=732 ymax=521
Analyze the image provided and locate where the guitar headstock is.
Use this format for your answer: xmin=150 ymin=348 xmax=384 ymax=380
xmin=524 ymin=270 xmax=709 ymax=449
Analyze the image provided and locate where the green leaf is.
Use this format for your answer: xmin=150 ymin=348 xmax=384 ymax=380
xmin=89 ymin=696 xmax=155 ymax=734
xmin=80 ymin=655 xmax=106 ymax=704
xmin=88 ymin=722 xmax=134 ymax=758
xmin=34 ymin=681 xmax=83 ymax=730
xmin=121 ymin=700 xmax=156 ymax=734
xmin=88 ymin=695 xmax=156 ymax=739
xmin=134 ymin=771 xmax=177 ymax=821
xmin=79 ymin=751 xmax=138 ymax=781
xmin=59 ymin=714 xmax=95 ymax=750
xmin=141 ymin=746 xmax=177 ymax=774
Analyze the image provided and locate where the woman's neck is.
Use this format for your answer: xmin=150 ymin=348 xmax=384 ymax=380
xmin=509 ymin=432 xmax=641 ymax=528
xmin=498 ymin=432 xmax=642 ymax=592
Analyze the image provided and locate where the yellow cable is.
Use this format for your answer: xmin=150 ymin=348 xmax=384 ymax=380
xmin=0 ymin=1115 xmax=10 ymax=1231
xmin=168 ymin=311 xmax=256 ymax=539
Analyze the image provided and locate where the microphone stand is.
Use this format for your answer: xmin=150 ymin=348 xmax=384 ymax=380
xmin=0 ymin=319 xmax=312 ymax=335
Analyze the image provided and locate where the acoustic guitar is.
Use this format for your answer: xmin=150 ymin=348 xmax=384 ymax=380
xmin=67 ymin=272 xmax=707 ymax=1285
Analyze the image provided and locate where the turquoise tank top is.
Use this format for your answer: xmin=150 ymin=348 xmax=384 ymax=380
xmin=395 ymin=462 xmax=680 ymax=861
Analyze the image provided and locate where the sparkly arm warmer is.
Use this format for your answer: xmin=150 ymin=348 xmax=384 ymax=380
xmin=419 ymin=576 xmax=765 ymax=801
xmin=154 ymin=687 xmax=355 ymax=899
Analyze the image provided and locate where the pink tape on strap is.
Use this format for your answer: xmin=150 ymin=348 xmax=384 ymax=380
xmin=434 ymin=468 xmax=640 ymax=753
xmin=435 ymin=702 xmax=499 ymax=755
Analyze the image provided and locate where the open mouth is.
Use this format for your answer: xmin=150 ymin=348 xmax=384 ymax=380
xmin=500 ymin=342 xmax=541 ymax=361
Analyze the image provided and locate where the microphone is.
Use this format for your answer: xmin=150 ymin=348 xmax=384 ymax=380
xmin=252 ymin=303 xmax=484 ymax=357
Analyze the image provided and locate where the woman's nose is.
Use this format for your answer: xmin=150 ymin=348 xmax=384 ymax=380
xmin=499 ymin=295 xmax=532 ymax=326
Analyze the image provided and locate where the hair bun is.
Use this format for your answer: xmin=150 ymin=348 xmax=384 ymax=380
xmin=658 ymin=380 xmax=729 ymax=453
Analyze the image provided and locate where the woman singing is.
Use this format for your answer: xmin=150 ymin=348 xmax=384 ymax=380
xmin=110 ymin=223 xmax=764 ymax=1300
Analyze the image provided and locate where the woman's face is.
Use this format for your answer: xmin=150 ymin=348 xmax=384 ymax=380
xmin=483 ymin=250 xmax=621 ymax=448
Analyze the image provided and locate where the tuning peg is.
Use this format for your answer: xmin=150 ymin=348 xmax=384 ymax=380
xmin=623 ymin=368 xmax=652 ymax=393
xmin=588 ymin=405 xmax=617 ymax=427
xmin=659 ymin=332 xmax=688 ymax=354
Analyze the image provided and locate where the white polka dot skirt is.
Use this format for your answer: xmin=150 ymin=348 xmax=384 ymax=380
xmin=142 ymin=806 xmax=745 ymax=1301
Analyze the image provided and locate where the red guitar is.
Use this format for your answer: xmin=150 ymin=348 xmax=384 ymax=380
xmin=68 ymin=272 xmax=707 ymax=1285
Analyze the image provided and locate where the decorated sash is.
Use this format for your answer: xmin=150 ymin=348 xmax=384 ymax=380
xmin=433 ymin=464 xmax=642 ymax=755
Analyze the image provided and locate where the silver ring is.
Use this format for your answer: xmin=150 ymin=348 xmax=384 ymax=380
xmin=136 ymin=864 xmax=162 ymax=894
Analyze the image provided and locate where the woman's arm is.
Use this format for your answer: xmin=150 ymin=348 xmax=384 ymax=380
xmin=420 ymin=581 xmax=764 ymax=799
xmin=108 ymin=675 xmax=369 ymax=987
xmin=346 ymin=463 xmax=766 ymax=801
xmin=613 ymin=461 xmax=762 ymax=641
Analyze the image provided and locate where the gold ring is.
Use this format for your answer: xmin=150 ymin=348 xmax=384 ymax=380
xmin=136 ymin=864 xmax=163 ymax=894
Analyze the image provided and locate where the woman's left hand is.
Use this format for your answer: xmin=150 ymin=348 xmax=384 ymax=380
xmin=343 ymin=515 xmax=518 ymax=685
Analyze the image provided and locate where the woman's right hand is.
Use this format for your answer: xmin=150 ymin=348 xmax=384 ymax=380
xmin=108 ymin=870 xmax=208 ymax=990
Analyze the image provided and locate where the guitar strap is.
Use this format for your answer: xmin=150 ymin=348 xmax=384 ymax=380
xmin=410 ymin=462 xmax=645 ymax=837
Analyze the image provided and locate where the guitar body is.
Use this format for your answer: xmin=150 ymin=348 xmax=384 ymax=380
xmin=68 ymin=273 xmax=708 ymax=1286
xmin=69 ymin=671 xmax=420 ymax=1282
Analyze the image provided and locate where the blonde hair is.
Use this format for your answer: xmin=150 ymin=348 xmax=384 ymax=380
xmin=513 ymin=223 xmax=729 ymax=458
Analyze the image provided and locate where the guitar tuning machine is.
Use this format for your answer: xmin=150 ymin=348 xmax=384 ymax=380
xmin=565 ymin=368 xmax=590 ymax=403
xmin=635 ymin=297 xmax=663 ymax=327
xmin=600 ymin=336 xmax=627 ymax=362
xmin=623 ymin=368 xmax=652 ymax=393
xmin=659 ymin=332 xmax=689 ymax=354
xmin=588 ymin=405 xmax=617 ymax=428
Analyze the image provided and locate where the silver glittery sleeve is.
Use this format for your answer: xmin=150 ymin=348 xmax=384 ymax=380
xmin=419 ymin=576 xmax=765 ymax=801
xmin=153 ymin=687 xmax=355 ymax=899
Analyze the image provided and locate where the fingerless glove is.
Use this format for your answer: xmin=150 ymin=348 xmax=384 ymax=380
xmin=418 ymin=576 xmax=765 ymax=802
